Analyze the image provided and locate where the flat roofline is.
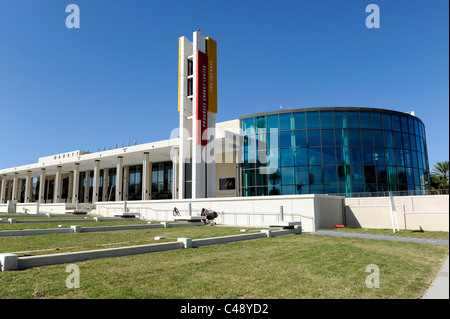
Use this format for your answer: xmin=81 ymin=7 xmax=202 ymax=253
xmin=238 ymin=106 xmax=423 ymax=124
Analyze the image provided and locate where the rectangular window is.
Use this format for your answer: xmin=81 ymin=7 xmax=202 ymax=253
xmin=351 ymin=165 xmax=364 ymax=183
xmin=347 ymin=112 xmax=360 ymax=128
xmin=309 ymin=166 xmax=323 ymax=184
xmin=279 ymin=113 xmax=293 ymax=131
xmin=335 ymin=128 xmax=348 ymax=146
xmin=295 ymin=166 xmax=309 ymax=185
xmin=392 ymin=114 xmax=401 ymax=131
xmin=280 ymin=131 xmax=294 ymax=148
xmin=256 ymin=116 xmax=266 ymax=134
xmin=307 ymin=129 xmax=321 ymax=147
xmin=382 ymin=113 xmax=392 ymax=130
xmin=280 ymin=149 xmax=294 ymax=166
xmin=348 ymin=129 xmax=361 ymax=146
xmin=281 ymin=167 xmax=295 ymax=185
xmin=372 ymin=130 xmax=384 ymax=147
xmin=219 ymin=178 xmax=235 ymax=190
xmin=321 ymin=129 xmax=335 ymax=146
xmin=294 ymin=148 xmax=308 ymax=166
xmin=308 ymin=147 xmax=322 ymax=165
xmin=364 ymin=165 xmax=376 ymax=184
xmin=334 ymin=111 xmax=347 ymax=128
xmin=306 ymin=111 xmax=320 ymax=129
xmin=361 ymin=129 xmax=373 ymax=146
xmin=293 ymin=112 xmax=306 ymax=129
xmin=360 ymin=112 xmax=372 ymax=129
xmin=320 ymin=111 xmax=334 ymax=128
xmin=350 ymin=147 xmax=363 ymax=165
xmin=384 ymin=131 xmax=394 ymax=148
xmin=323 ymin=166 xmax=337 ymax=183
xmin=371 ymin=112 xmax=382 ymax=129
xmin=294 ymin=130 xmax=307 ymax=148
xmin=322 ymin=147 xmax=336 ymax=165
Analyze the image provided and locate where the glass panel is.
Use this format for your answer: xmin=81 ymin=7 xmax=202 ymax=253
xmin=406 ymin=167 xmax=414 ymax=186
xmin=360 ymin=112 xmax=372 ymax=129
xmin=382 ymin=113 xmax=392 ymax=130
xmin=280 ymin=131 xmax=293 ymax=148
xmin=268 ymin=168 xmax=281 ymax=186
xmin=256 ymin=172 xmax=268 ymax=186
xmin=376 ymin=166 xmax=388 ymax=184
xmin=322 ymin=147 xmax=336 ymax=165
xmin=279 ymin=113 xmax=292 ymax=131
xmin=308 ymin=147 xmax=322 ymax=165
xmin=414 ymin=120 xmax=420 ymax=137
xmin=257 ymin=186 xmax=268 ymax=196
xmin=350 ymin=147 xmax=363 ymax=165
xmin=402 ymin=133 xmax=411 ymax=149
xmin=256 ymin=116 xmax=266 ymax=134
xmin=336 ymin=147 xmax=350 ymax=165
xmin=306 ymin=111 xmax=320 ymax=128
xmin=395 ymin=149 xmax=405 ymax=166
xmin=310 ymin=185 xmax=324 ymax=194
xmin=294 ymin=148 xmax=308 ymax=166
xmin=320 ymin=111 xmax=334 ymax=128
xmin=362 ymin=147 xmax=375 ymax=165
xmin=323 ymin=166 xmax=337 ymax=183
xmin=384 ymin=131 xmax=394 ymax=148
xmin=334 ymin=111 xmax=347 ymax=128
xmin=374 ymin=148 xmax=386 ymax=166
xmin=397 ymin=167 xmax=407 ymax=188
xmin=324 ymin=184 xmax=338 ymax=195
xmin=352 ymin=184 xmax=365 ymax=196
xmin=373 ymin=130 xmax=384 ymax=147
xmin=243 ymin=118 xmax=255 ymax=133
xmin=257 ymin=133 xmax=269 ymax=150
xmin=307 ymin=129 xmax=321 ymax=146
xmin=282 ymin=185 xmax=295 ymax=195
xmin=386 ymin=148 xmax=395 ymax=166
xmin=411 ymin=151 xmax=419 ymax=168
xmin=281 ymin=167 xmax=294 ymax=185
xmin=408 ymin=117 xmax=415 ymax=135
xmin=293 ymin=112 xmax=306 ymax=129
xmin=364 ymin=165 xmax=376 ymax=183
xmin=243 ymin=170 xmax=255 ymax=187
xmin=410 ymin=133 xmax=417 ymax=151
xmin=296 ymin=184 xmax=309 ymax=194
xmin=321 ymin=129 xmax=335 ymax=146
xmin=309 ymin=166 xmax=323 ymax=184
xmin=348 ymin=129 xmax=361 ymax=146
xmin=387 ymin=166 xmax=398 ymax=190
xmin=371 ymin=112 xmax=382 ymax=129
xmin=337 ymin=165 xmax=351 ymax=183
xmin=361 ymin=129 xmax=373 ymax=146
xmin=294 ymin=130 xmax=307 ymax=147
xmin=268 ymin=185 xmax=281 ymax=196
xmin=347 ymin=111 xmax=360 ymax=128
xmin=392 ymin=114 xmax=401 ymax=131
xmin=393 ymin=132 xmax=403 ymax=148
xmin=401 ymin=116 xmax=409 ymax=133
xmin=267 ymin=115 xmax=279 ymax=132
xmin=280 ymin=149 xmax=294 ymax=167
xmin=351 ymin=165 xmax=364 ymax=183
xmin=335 ymin=128 xmax=348 ymax=146
xmin=404 ymin=149 xmax=412 ymax=167
xmin=295 ymin=166 xmax=309 ymax=185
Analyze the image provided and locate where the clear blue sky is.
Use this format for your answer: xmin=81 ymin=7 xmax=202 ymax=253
xmin=0 ymin=0 xmax=448 ymax=170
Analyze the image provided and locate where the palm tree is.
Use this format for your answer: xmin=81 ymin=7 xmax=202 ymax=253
xmin=431 ymin=161 xmax=449 ymax=188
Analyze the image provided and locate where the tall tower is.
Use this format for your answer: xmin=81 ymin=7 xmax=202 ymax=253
xmin=178 ymin=31 xmax=217 ymax=199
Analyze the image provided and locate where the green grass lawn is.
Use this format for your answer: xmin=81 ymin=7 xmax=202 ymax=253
xmin=0 ymin=229 xmax=448 ymax=299
xmin=323 ymin=227 xmax=449 ymax=240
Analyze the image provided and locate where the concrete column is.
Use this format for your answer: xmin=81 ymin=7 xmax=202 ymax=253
xmin=38 ymin=169 xmax=46 ymax=203
xmin=84 ymin=170 xmax=90 ymax=203
xmin=116 ymin=156 xmax=123 ymax=201
xmin=92 ymin=160 xmax=100 ymax=203
xmin=142 ymin=152 xmax=150 ymax=200
xmin=172 ymin=147 xmax=179 ymax=199
xmin=72 ymin=163 xmax=80 ymax=204
xmin=123 ymin=165 xmax=129 ymax=201
xmin=68 ymin=171 xmax=74 ymax=203
xmin=53 ymin=166 xmax=62 ymax=203
xmin=102 ymin=168 xmax=109 ymax=202
xmin=25 ymin=171 xmax=32 ymax=203
xmin=0 ymin=175 xmax=6 ymax=204
xmin=17 ymin=179 xmax=23 ymax=203
xmin=11 ymin=173 xmax=19 ymax=202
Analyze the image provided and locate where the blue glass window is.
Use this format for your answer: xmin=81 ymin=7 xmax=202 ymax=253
xmin=396 ymin=149 xmax=405 ymax=166
xmin=334 ymin=111 xmax=347 ymax=128
xmin=411 ymin=151 xmax=419 ymax=168
xmin=384 ymin=131 xmax=394 ymax=148
xmin=392 ymin=114 xmax=401 ymax=131
xmin=336 ymin=147 xmax=350 ymax=165
xmin=308 ymin=147 xmax=322 ymax=165
xmin=360 ymin=112 xmax=372 ymax=129
xmin=337 ymin=165 xmax=351 ymax=183
xmin=320 ymin=111 xmax=334 ymax=128
xmin=374 ymin=148 xmax=386 ymax=166
xmin=294 ymin=148 xmax=308 ymax=166
xmin=350 ymin=147 xmax=363 ymax=165
xmin=401 ymin=116 xmax=409 ymax=133
xmin=361 ymin=129 xmax=373 ymax=146
xmin=347 ymin=112 xmax=360 ymax=128
xmin=294 ymin=130 xmax=307 ymax=148
xmin=280 ymin=149 xmax=294 ymax=167
xmin=373 ymin=130 xmax=384 ymax=147
xmin=363 ymin=147 xmax=375 ymax=165
xmin=307 ymin=130 xmax=321 ymax=146
xmin=279 ymin=113 xmax=292 ymax=131
xmin=256 ymin=116 xmax=266 ymax=134
xmin=324 ymin=184 xmax=338 ymax=195
xmin=408 ymin=117 xmax=415 ymax=135
xmin=281 ymin=167 xmax=294 ymax=185
xmin=404 ymin=149 xmax=412 ymax=167
xmin=310 ymin=185 xmax=324 ymax=194
xmin=242 ymin=118 xmax=255 ymax=133
xmin=348 ymin=129 xmax=361 ymax=146
xmin=351 ymin=165 xmax=364 ymax=183
xmin=268 ymin=168 xmax=281 ymax=186
xmin=410 ymin=134 xmax=417 ymax=151
xmin=306 ymin=111 xmax=320 ymax=128
xmin=393 ymin=132 xmax=403 ymax=148
xmin=322 ymin=147 xmax=336 ymax=165
xmin=364 ymin=165 xmax=376 ymax=183
xmin=282 ymin=185 xmax=295 ymax=195
xmin=293 ymin=112 xmax=306 ymax=129
xmin=382 ymin=113 xmax=392 ymax=130
xmin=323 ymin=166 xmax=337 ymax=183
xmin=371 ymin=112 xmax=382 ymax=129
xmin=385 ymin=148 xmax=395 ymax=166
xmin=280 ymin=131 xmax=293 ymax=148
xmin=267 ymin=115 xmax=278 ymax=132
xmin=335 ymin=128 xmax=348 ymax=146
xmin=309 ymin=166 xmax=323 ymax=184
xmin=402 ymin=133 xmax=411 ymax=149
xmin=321 ymin=129 xmax=335 ymax=146
xmin=295 ymin=166 xmax=309 ymax=185
xmin=268 ymin=185 xmax=281 ymax=196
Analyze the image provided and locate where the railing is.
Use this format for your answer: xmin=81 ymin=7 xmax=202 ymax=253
xmin=312 ymin=189 xmax=449 ymax=198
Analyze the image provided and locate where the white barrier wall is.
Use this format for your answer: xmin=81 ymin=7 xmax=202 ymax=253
xmin=345 ymin=195 xmax=449 ymax=231
xmin=95 ymin=195 xmax=345 ymax=232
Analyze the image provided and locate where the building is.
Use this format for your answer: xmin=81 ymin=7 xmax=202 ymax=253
xmin=0 ymin=31 xmax=432 ymax=208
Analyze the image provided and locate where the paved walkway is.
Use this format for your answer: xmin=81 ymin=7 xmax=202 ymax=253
xmin=307 ymin=230 xmax=449 ymax=299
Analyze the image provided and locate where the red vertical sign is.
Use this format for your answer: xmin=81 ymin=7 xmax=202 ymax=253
xmin=196 ymin=50 xmax=208 ymax=146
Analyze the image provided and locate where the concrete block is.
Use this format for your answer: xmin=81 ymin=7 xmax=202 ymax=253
xmin=71 ymin=225 xmax=82 ymax=233
xmin=177 ymin=237 xmax=192 ymax=248
xmin=0 ymin=253 xmax=18 ymax=271
xmin=8 ymin=218 xmax=16 ymax=224
xmin=93 ymin=217 xmax=101 ymax=222
xmin=161 ymin=222 xmax=170 ymax=228
xmin=154 ymin=236 xmax=165 ymax=240
xmin=261 ymin=229 xmax=272 ymax=237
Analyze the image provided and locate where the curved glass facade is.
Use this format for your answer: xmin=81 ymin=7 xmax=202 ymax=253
xmin=240 ymin=107 xmax=430 ymax=197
